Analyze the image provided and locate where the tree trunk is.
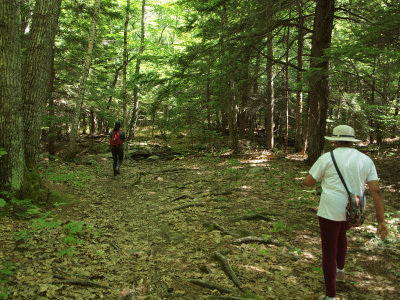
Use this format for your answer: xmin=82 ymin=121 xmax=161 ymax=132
xmin=284 ymin=15 xmax=291 ymax=151
xmin=265 ymin=33 xmax=275 ymax=149
xmin=122 ymin=0 xmax=130 ymax=146
xmin=228 ymin=84 xmax=239 ymax=154
xmin=22 ymin=0 xmax=62 ymax=168
xmin=206 ymin=69 xmax=212 ymax=131
xmin=369 ymin=58 xmax=376 ymax=144
xmin=90 ymin=109 xmax=96 ymax=135
xmin=238 ymin=49 xmax=251 ymax=139
xmin=0 ymin=0 xmax=25 ymax=194
xmin=128 ymin=0 xmax=147 ymax=140
xmin=295 ymin=0 xmax=305 ymax=153
xmin=306 ymin=0 xmax=335 ymax=165
xmin=48 ymin=47 xmax=57 ymax=156
xmin=122 ymin=0 xmax=130 ymax=152
xmin=67 ymin=0 xmax=101 ymax=158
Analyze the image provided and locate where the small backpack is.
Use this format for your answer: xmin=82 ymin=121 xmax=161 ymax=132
xmin=110 ymin=130 xmax=123 ymax=148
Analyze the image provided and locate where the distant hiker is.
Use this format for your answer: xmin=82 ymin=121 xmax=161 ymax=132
xmin=303 ymin=125 xmax=388 ymax=300
xmin=110 ymin=121 xmax=125 ymax=176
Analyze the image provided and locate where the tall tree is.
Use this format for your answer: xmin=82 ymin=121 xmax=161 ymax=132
xmin=122 ymin=0 xmax=131 ymax=148
xmin=128 ymin=0 xmax=147 ymax=140
xmin=265 ymin=32 xmax=275 ymax=150
xmin=307 ymin=0 xmax=335 ymax=164
xmin=295 ymin=0 xmax=305 ymax=153
xmin=0 ymin=0 xmax=25 ymax=194
xmin=22 ymin=0 xmax=62 ymax=168
xmin=67 ymin=0 xmax=102 ymax=158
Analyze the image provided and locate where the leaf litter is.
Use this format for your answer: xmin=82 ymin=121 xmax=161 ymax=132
xmin=0 ymin=150 xmax=399 ymax=299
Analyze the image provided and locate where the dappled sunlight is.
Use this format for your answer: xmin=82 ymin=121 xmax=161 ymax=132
xmin=240 ymin=185 xmax=252 ymax=190
xmin=243 ymin=264 xmax=266 ymax=273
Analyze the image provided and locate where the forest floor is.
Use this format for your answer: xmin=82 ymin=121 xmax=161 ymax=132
xmin=1 ymin=137 xmax=399 ymax=300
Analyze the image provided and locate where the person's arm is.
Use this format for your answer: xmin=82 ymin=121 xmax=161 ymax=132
xmin=367 ymin=180 xmax=388 ymax=240
xmin=303 ymin=174 xmax=316 ymax=187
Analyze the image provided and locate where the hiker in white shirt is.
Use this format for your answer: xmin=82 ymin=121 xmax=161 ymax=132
xmin=303 ymin=125 xmax=388 ymax=300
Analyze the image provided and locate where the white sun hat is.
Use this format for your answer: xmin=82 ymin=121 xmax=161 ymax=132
xmin=324 ymin=125 xmax=361 ymax=142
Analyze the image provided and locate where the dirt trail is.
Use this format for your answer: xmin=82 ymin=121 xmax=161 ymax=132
xmin=2 ymin=150 xmax=399 ymax=299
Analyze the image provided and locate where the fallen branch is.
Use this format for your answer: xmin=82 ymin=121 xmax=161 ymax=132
xmin=231 ymin=236 xmax=285 ymax=247
xmin=214 ymin=251 xmax=242 ymax=289
xmin=52 ymin=280 xmax=111 ymax=289
xmin=205 ymin=221 xmax=238 ymax=236
xmin=188 ymin=279 xmax=234 ymax=294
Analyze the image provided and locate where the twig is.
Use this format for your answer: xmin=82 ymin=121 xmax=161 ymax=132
xmin=231 ymin=236 xmax=284 ymax=247
xmin=52 ymin=280 xmax=111 ymax=289
xmin=188 ymin=279 xmax=234 ymax=294
xmin=214 ymin=251 xmax=242 ymax=290
xmin=109 ymin=241 xmax=120 ymax=251
xmin=205 ymin=221 xmax=238 ymax=236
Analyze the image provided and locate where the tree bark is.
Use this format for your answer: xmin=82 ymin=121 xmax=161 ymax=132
xmin=295 ymin=0 xmax=305 ymax=153
xmin=48 ymin=47 xmax=57 ymax=156
xmin=122 ymin=0 xmax=130 ymax=145
xmin=369 ymin=58 xmax=376 ymax=144
xmin=284 ymin=13 xmax=291 ymax=151
xmin=22 ymin=0 xmax=62 ymax=168
xmin=128 ymin=0 xmax=147 ymax=140
xmin=306 ymin=0 xmax=335 ymax=165
xmin=238 ymin=49 xmax=251 ymax=139
xmin=67 ymin=0 xmax=101 ymax=158
xmin=0 ymin=0 xmax=25 ymax=193
xmin=265 ymin=33 xmax=275 ymax=150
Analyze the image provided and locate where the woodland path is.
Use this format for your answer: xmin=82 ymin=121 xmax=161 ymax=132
xmin=2 ymin=148 xmax=400 ymax=299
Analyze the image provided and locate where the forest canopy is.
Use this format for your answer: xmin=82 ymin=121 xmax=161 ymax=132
xmin=0 ymin=0 xmax=399 ymax=197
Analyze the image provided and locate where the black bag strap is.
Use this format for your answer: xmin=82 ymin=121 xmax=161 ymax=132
xmin=330 ymin=151 xmax=350 ymax=194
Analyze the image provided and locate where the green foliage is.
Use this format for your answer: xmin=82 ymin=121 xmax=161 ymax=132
xmin=0 ymin=149 xmax=7 ymax=158
xmin=272 ymin=221 xmax=296 ymax=233
xmin=0 ymin=262 xmax=15 ymax=299
xmin=58 ymin=221 xmax=85 ymax=257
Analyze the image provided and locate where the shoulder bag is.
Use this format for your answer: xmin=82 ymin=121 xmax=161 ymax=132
xmin=330 ymin=151 xmax=366 ymax=227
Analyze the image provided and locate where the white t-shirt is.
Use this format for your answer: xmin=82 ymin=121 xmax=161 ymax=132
xmin=309 ymin=147 xmax=379 ymax=221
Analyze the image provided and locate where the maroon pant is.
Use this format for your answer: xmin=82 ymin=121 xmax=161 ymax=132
xmin=319 ymin=217 xmax=349 ymax=298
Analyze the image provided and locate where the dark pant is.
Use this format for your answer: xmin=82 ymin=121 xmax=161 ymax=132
xmin=319 ymin=217 xmax=349 ymax=298
xmin=111 ymin=147 xmax=124 ymax=174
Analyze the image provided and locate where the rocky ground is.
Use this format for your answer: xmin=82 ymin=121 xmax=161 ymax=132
xmin=1 ymin=143 xmax=399 ymax=299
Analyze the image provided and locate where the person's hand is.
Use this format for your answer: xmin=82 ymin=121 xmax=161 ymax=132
xmin=377 ymin=222 xmax=388 ymax=240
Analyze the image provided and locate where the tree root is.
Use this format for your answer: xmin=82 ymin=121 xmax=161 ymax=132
xmin=205 ymin=221 xmax=238 ymax=236
xmin=188 ymin=279 xmax=234 ymax=294
xmin=52 ymin=279 xmax=111 ymax=289
xmin=231 ymin=236 xmax=285 ymax=247
xmin=232 ymin=214 xmax=272 ymax=222
xmin=214 ymin=251 xmax=242 ymax=289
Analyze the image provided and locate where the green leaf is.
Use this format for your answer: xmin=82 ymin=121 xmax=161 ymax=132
xmin=0 ymin=198 xmax=6 ymax=207
xmin=0 ymin=149 xmax=7 ymax=158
